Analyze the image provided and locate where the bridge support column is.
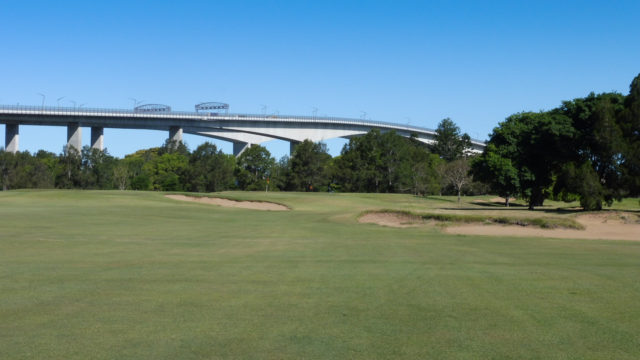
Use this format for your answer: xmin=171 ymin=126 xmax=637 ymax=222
xmin=5 ymin=124 xmax=19 ymax=153
xmin=289 ymin=141 xmax=301 ymax=156
xmin=233 ymin=141 xmax=250 ymax=157
xmin=91 ymin=127 xmax=104 ymax=151
xmin=169 ymin=126 xmax=183 ymax=148
xmin=67 ymin=123 xmax=82 ymax=152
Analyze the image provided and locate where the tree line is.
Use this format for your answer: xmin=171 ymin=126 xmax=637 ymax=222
xmin=472 ymin=73 xmax=640 ymax=210
xmin=2 ymin=73 xmax=638 ymax=211
xmin=0 ymin=118 xmax=475 ymax=196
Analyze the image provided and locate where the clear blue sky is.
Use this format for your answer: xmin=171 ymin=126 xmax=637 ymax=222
xmin=1 ymin=0 xmax=638 ymax=159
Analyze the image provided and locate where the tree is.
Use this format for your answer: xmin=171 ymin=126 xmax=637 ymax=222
xmin=80 ymin=146 xmax=116 ymax=189
xmin=235 ymin=144 xmax=275 ymax=190
xmin=484 ymin=111 xmax=575 ymax=210
xmin=553 ymin=91 xmax=630 ymax=209
xmin=148 ymin=152 xmax=189 ymax=191
xmin=409 ymin=149 xmax=443 ymax=196
xmin=112 ymin=162 xmax=130 ymax=190
xmin=620 ymin=73 xmax=640 ymax=196
xmin=554 ymin=160 xmax=605 ymax=210
xmin=55 ymin=146 xmax=83 ymax=189
xmin=432 ymin=118 xmax=472 ymax=161
xmin=188 ymin=142 xmax=235 ymax=192
xmin=334 ymin=130 xmax=384 ymax=192
xmin=0 ymin=151 xmax=15 ymax=191
xmin=286 ymin=140 xmax=331 ymax=191
xmin=440 ymin=157 xmax=471 ymax=203
xmin=120 ymin=155 xmax=149 ymax=190
xmin=471 ymin=144 xmax=519 ymax=206
xmin=332 ymin=130 xmax=440 ymax=194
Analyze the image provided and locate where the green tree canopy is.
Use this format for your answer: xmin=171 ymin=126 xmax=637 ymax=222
xmin=188 ymin=142 xmax=235 ymax=192
xmin=286 ymin=140 xmax=331 ymax=191
xmin=235 ymin=144 xmax=275 ymax=190
xmin=620 ymin=74 xmax=640 ymax=195
xmin=483 ymin=111 xmax=575 ymax=209
xmin=333 ymin=130 xmax=439 ymax=193
xmin=471 ymin=144 xmax=519 ymax=206
xmin=556 ymin=92 xmax=627 ymax=209
xmin=432 ymin=118 xmax=472 ymax=161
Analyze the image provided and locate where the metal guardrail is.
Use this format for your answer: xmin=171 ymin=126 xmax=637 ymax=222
xmin=0 ymin=104 xmax=487 ymax=146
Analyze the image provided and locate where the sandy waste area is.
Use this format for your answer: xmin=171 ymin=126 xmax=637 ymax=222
xmin=359 ymin=212 xmax=425 ymax=228
xmin=166 ymin=194 xmax=289 ymax=211
xmin=360 ymin=211 xmax=640 ymax=241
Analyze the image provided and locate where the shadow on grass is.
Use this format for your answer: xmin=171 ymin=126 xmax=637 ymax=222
xmin=443 ymin=206 xmax=587 ymax=215
xmin=445 ymin=204 xmax=640 ymax=215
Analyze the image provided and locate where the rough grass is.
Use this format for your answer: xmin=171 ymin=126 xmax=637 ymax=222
xmin=1 ymin=190 xmax=639 ymax=359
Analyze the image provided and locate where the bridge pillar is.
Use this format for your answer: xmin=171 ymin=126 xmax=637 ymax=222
xmin=233 ymin=141 xmax=250 ymax=157
xmin=289 ymin=141 xmax=301 ymax=156
xmin=67 ymin=123 xmax=82 ymax=152
xmin=91 ymin=127 xmax=104 ymax=151
xmin=5 ymin=124 xmax=19 ymax=153
xmin=168 ymin=126 xmax=183 ymax=148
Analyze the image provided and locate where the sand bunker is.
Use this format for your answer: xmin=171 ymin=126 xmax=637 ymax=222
xmin=490 ymin=197 xmax=516 ymax=203
xmin=359 ymin=212 xmax=424 ymax=228
xmin=166 ymin=194 xmax=289 ymax=211
xmin=445 ymin=213 xmax=640 ymax=241
xmin=360 ymin=210 xmax=639 ymax=241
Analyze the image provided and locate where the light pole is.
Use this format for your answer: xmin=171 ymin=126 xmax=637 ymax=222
xmin=57 ymin=96 xmax=65 ymax=108
xmin=312 ymin=107 xmax=318 ymax=119
xmin=260 ymin=105 xmax=267 ymax=115
xmin=37 ymin=93 xmax=46 ymax=108
xmin=129 ymin=98 xmax=144 ymax=109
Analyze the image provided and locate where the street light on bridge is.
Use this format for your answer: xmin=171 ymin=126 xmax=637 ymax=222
xmin=37 ymin=93 xmax=45 ymax=109
xmin=128 ymin=98 xmax=144 ymax=109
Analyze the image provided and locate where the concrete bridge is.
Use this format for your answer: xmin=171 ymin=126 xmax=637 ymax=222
xmin=0 ymin=104 xmax=486 ymax=155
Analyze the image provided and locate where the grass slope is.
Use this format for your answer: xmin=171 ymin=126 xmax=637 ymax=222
xmin=1 ymin=191 xmax=639 ymax=359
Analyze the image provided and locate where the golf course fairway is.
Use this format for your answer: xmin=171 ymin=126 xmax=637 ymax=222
xmin=1 ymin=190 xmax=639 ymax=359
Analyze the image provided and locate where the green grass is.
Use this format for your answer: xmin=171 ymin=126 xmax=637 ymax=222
xmin=1 ymin=190 xmax=639 ymax=359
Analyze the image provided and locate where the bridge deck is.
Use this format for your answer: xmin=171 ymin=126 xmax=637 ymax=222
xmin=0 ymin=104 xmax=486 ymax=153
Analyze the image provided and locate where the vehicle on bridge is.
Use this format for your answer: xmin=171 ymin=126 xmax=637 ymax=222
xmin=134 ymin=104 xmax=172 ymax=113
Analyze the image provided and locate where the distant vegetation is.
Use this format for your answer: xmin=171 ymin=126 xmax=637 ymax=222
xmin=473 ymin=73 xmax=640 ymax=210
xmin=0 ymin=121 xmax=473 ymax=197
xmin=1 ymin=73 xmax=639 ymax=211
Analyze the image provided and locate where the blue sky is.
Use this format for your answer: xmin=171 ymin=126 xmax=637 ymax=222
xmin=1 ymin=0 xmax=638 ymax=159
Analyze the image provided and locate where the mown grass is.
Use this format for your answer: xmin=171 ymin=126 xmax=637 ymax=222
xmin=1 ymin=190 xmax=639 ymax=359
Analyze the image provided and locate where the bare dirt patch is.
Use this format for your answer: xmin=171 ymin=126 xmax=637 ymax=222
xmin=166 ymin=194 xmax=289 ymax=211
xmin=445 ymin=212 xmax=640 ymax=241
xmin=489 ymin=197 xmax=516 ymax=203
xmin=358 ymin=212 xmax=424 ymax=228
